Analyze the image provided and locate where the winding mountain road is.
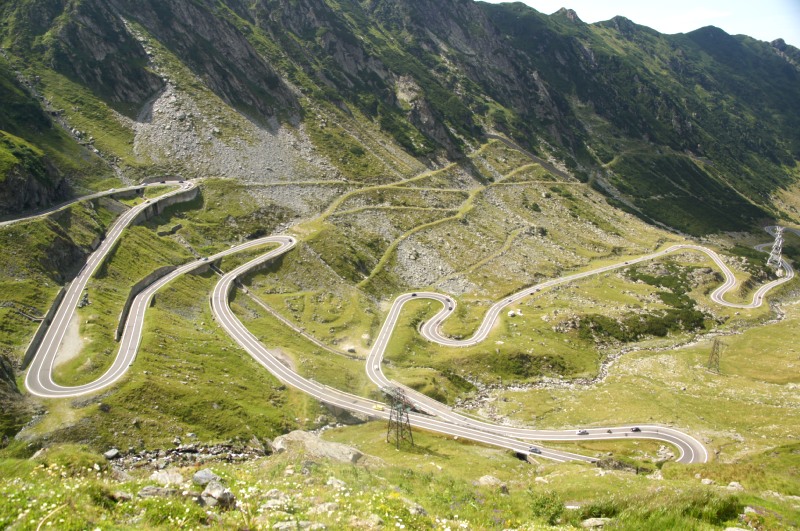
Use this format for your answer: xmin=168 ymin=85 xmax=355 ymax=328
xmin=24 ymin=181 xmax=196 ymax=397
xmin=0 ymin=182 xmax=174 ymax=228
xmin=21 ymin=182 xmax=794 ymax=465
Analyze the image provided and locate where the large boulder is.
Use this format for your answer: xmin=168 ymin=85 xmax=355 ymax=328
xmin=200 ymin=480 xmax=235 ymax=509
xmin=193 ymin=468 xmax=221 ymax=486
xmin=272 ymin=431 xmax=365 ymax=464
xmin=103 ymin=448 xmax=121 ymax=460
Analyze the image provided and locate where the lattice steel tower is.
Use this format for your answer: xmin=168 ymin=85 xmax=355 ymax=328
xmin=767 ymin=226 xmax=785 ymax=270
xmin=383 ymin=387 xmax=414 ymax=449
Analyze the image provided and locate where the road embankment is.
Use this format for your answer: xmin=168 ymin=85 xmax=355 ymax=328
xmin=21 ymin=285 xmax=69 ymax=370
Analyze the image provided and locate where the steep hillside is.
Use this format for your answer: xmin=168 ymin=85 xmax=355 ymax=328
xmin=0 ymin=56 xmax=112 ymax=214
xmin=1 ymin=3 xmax=799 ymax=526
xmin=0 ymin=0 xmax=797 ymax=232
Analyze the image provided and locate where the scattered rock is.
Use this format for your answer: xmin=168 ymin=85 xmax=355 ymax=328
xmin=111 ymin=491 xmax=133 ymax=502
xmin=309 ymin=502 xmax=339 ymax=515
xmin=477 ymin=474 xmax=503 ymax=487
xmin=111 ymin=468 xmax=132 ymax=482
xmin=150 ymin=469 xmax=184 ymax=486
xmin=701 ymin=478 xmax=715 ymax=485
xmin=272 ymin=522 xmax=325 ymax=530
xmin=247 ymin=436 xmax=268 ymax=455
xmin=348 ymin=514 xmax=384 ymax=529
xmin=200 ymin=480 xmax=236 ymax=509
xmin=138 ymin=486 xmax=178 ymax=498
xmin=108 ymin=443 xmax=266 ymax=471
xmin=409 ymin=504 xmax=427 ymax=516
xmin=262 ymin=499 xmax=289 ymax=511
xmin=265 ymin=489 xmax=289 ymax=501
xmin=535 ymin=476 xmax=549 ymax=484
xmin=581 ymin=517 xmax=612 ymax=528
xmin=193 ymin=468 xmax=221 ymax=486
xmin=104 ymin=448 xmax=121 ymax=460
xmin=272 ymin=430 xmax=365 ymax=464
xmin=727 ymin=481 xmax=744 ymax=491
xmin=326 ymin=477 xmax=347 ymax=490
xmin=476 ymin=474 xmax=509 ymax=493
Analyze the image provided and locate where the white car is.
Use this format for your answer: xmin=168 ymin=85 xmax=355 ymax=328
xmin=576 ymin=429 xmax=589 ymax=435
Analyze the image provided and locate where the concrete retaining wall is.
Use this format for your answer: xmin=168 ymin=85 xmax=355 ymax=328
xmin=115 ymin=266 xmax=177 ymax=341
xmin=22 ymin=186 xmax=199 ymax=363
xmin=132 ymin=186 xmax=198 ymax=225
xmin=108 ymin=189 xmax=142 ymax=201
xmin=142 ymin=176 xmax=184 ymax=184
xmin=21 ymin=285 xmax=68 ymax=370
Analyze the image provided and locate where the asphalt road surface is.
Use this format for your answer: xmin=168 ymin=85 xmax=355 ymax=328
xmin=24 ymin=181 xmax=196 ymax=397
xmin=0 ymin=182 xmax=178 ymax=228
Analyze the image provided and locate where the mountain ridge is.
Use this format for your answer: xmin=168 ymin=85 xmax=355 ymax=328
xmin=0 ymin=0 xmax=798 ymax=229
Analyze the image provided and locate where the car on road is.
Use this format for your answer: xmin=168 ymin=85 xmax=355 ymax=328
xmin=411 ymin=293 xmax=417 ymax=297
xmin=630 ymin=427 xmax=641 ymax=432
xmin=529 ymin=446 xmax=542 ymax=454
xmin=372 ymin=404 xmax=384 ymax=411
xmin=201 ymin=257 xmax=209 ymax=261
xmin=606 ymin=429 xmax=613 ymax=434
xmin=576 ymin=429 xmax=589 ymax=435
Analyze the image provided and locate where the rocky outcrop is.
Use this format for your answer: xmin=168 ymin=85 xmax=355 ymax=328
xmin=0 ymin=133 xmax=69 ymax=216
xmin=200 ymin=480 xmax=235 ymax=509
xmin=0 ymin=354 xmax=27 ymax=440
xmin=48 ymin=0 xmax=165 ymax=111
xmin=108 ymin=0 xmax=297 ymax=121
xmin=272 ymin=430 xmax=371 ymax=464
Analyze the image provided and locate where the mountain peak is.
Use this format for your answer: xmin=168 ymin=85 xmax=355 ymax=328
xmin=553 ymin=7 xmax=582 ymax=23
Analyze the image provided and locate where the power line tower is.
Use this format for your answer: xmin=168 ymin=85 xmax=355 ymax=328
xmin=383 ymin=387 xmax=414 ymax=449
xmin=707 ymin=338 xmax=723 ymax=373
xmin=767 ymin=226 xmax=785 ymax=270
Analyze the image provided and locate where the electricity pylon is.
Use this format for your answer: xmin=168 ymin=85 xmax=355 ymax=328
xmin=383 ymin=387 xmax=414 ymax=449
xmin=767 ymin=226 xmax=784 ymax=270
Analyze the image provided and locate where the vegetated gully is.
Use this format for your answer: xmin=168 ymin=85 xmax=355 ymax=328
xmin=19 ymin=181 xmax=796 ymax=464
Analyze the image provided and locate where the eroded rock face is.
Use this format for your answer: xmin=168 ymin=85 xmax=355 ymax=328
xmin=0 ymin=148 xmax=68 ymax=216
xmin=107 ymin=0 xmax=298 ymax=121
xmin=49 ymin=0 xmax=165 ymax=109
xmin=271 ymin=430 xmax=365 ymax=464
